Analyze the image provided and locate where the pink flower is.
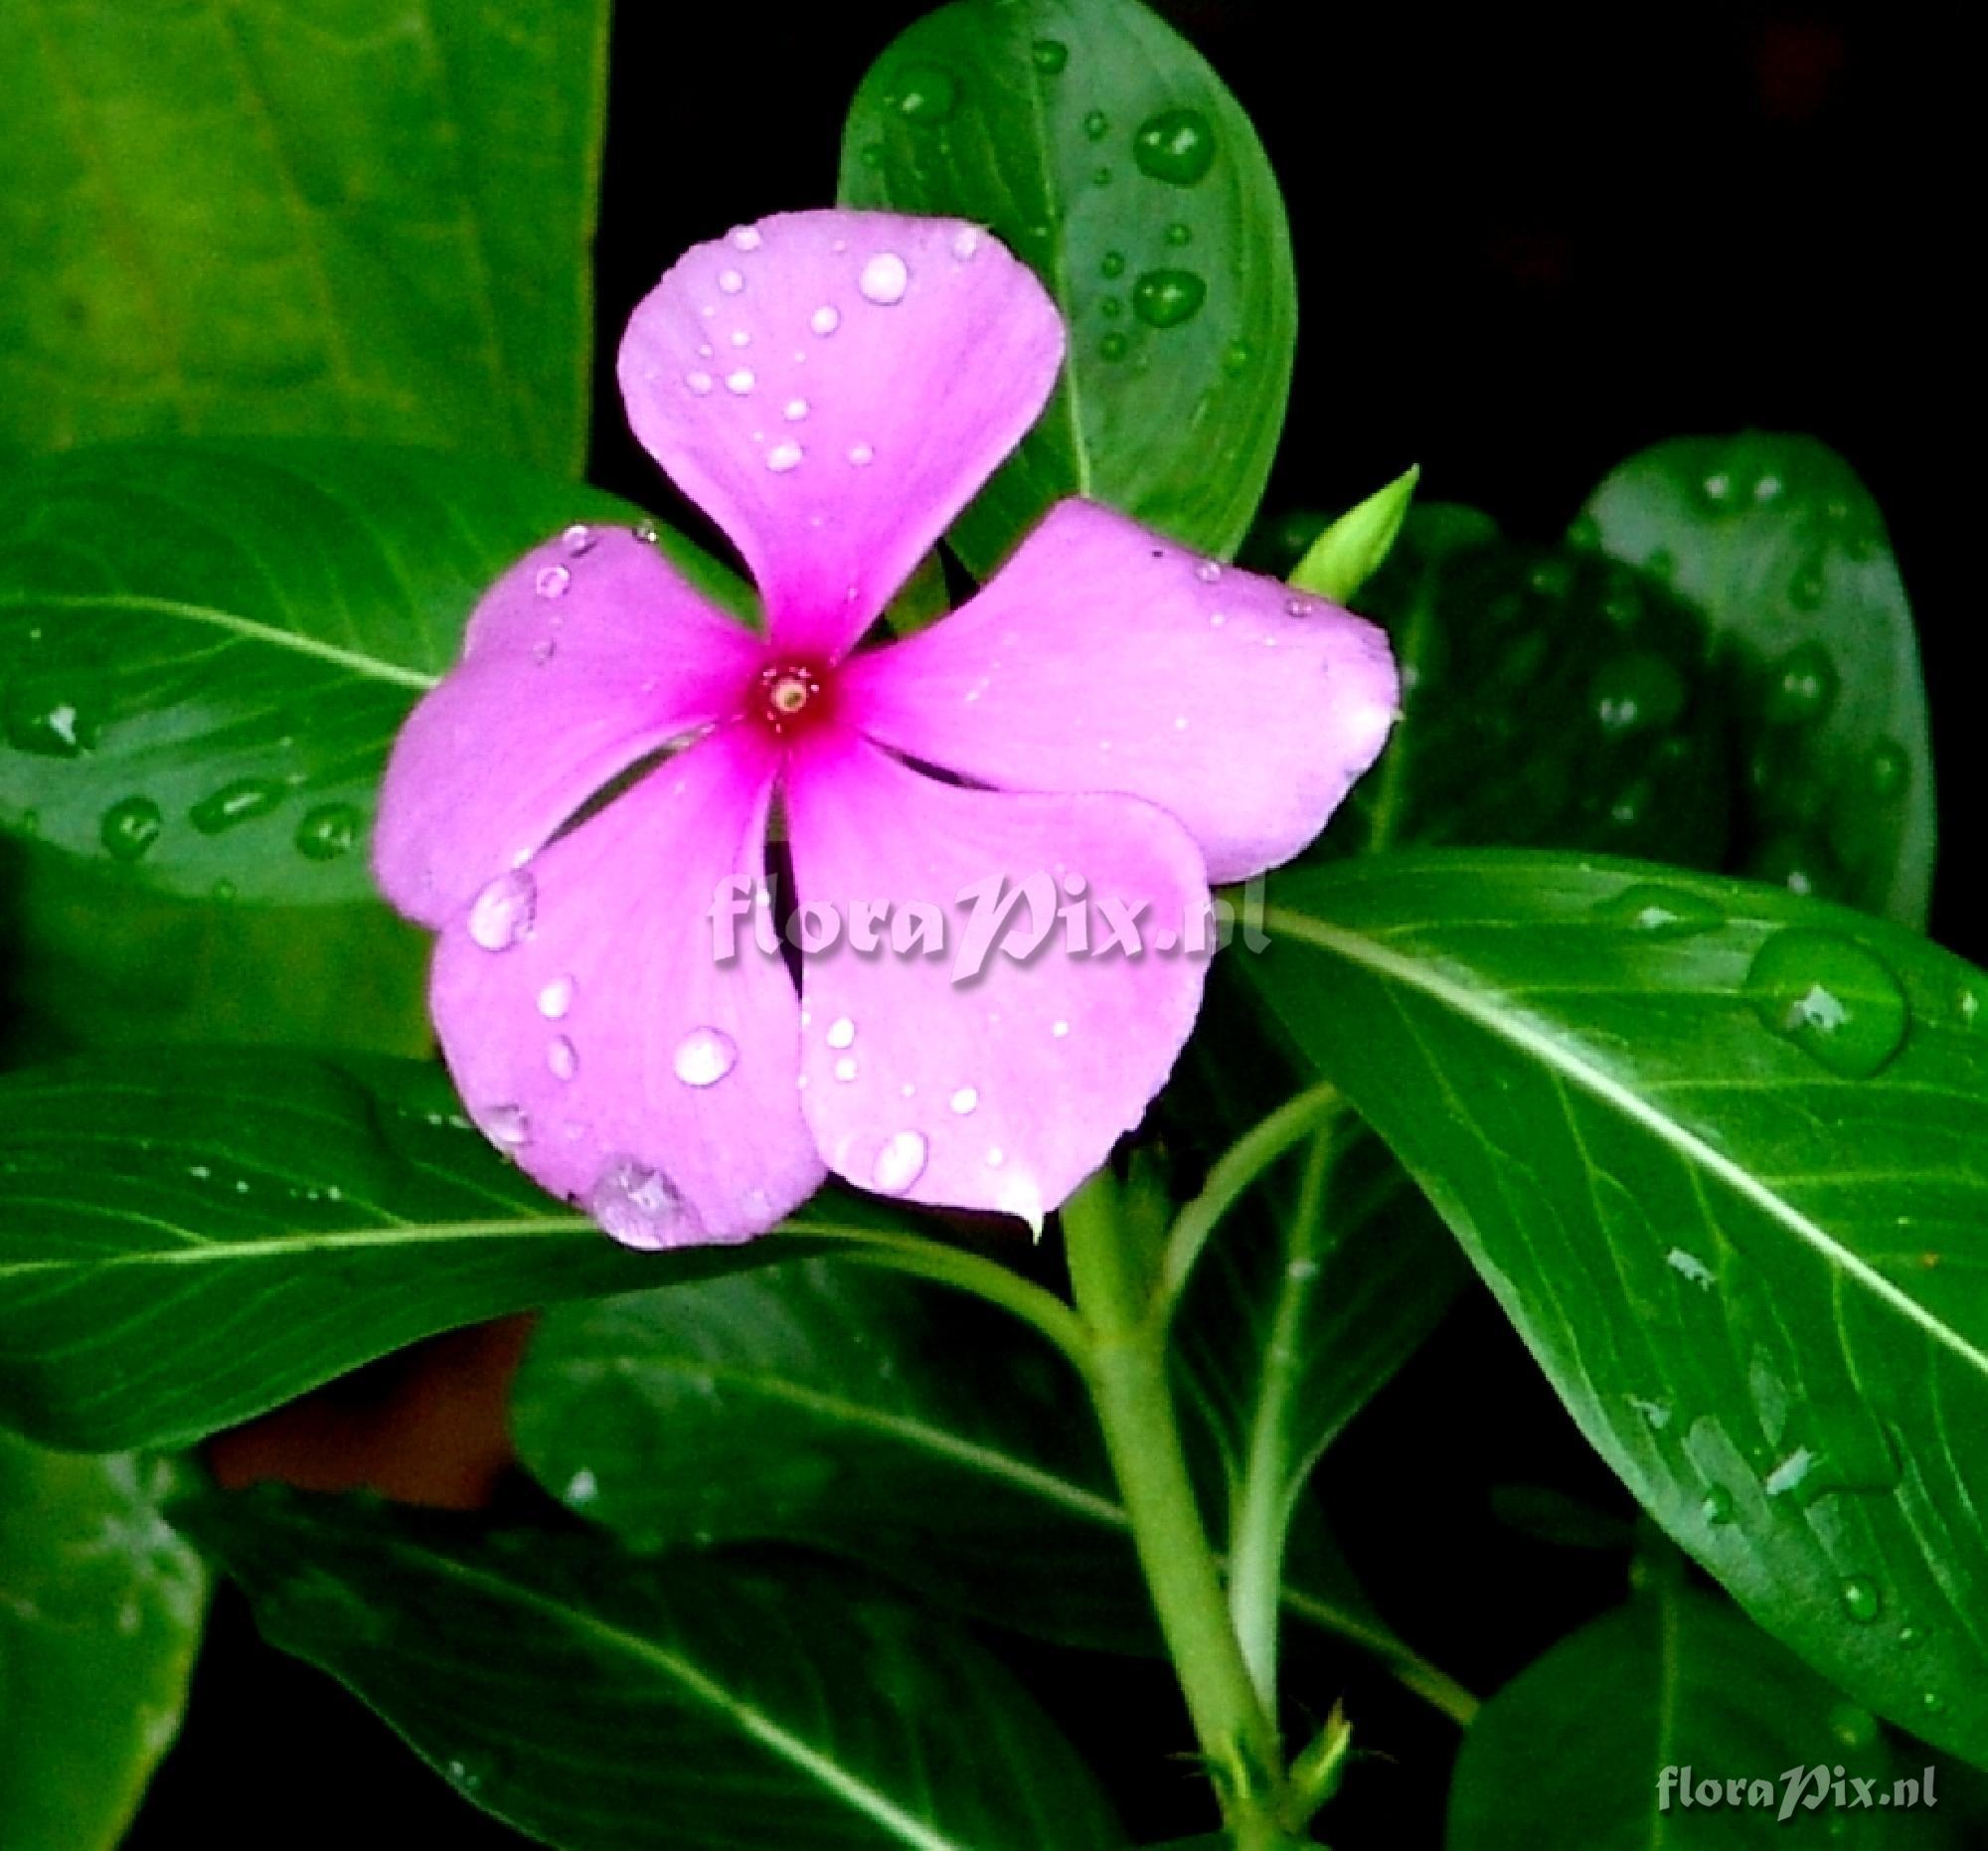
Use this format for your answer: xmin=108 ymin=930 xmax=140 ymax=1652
xmin=374 ymin=211 xmax=1397 ymax=1249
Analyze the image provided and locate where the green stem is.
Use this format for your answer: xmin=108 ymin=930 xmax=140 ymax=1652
xmin=1062 ymin=1182 xmax=1289 ymax=1847
xmin=1228 ymin=1122 xmax=1338 ymax=1709
xmin=1154 ymin=1083 xmax=1341 ymax=1326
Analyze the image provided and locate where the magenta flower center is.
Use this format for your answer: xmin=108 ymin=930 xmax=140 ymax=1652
xmin=751 ymin=657 xmax=837 ymax=739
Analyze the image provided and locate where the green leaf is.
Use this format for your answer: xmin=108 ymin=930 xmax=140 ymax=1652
xmin=1448 ymin=1580 xmax=1940 ymax=1850
xmin=0 ymin=0 xmax=608 ymax=474
xmin=1576 ymin=433 xmax=1934 ymax=925
xmin=515 ymin=1255 xmax=1142 ymax=1651
xmin=0 ymin=439 xmax=743 ymax=904
xmin=839 ymin=0 xmax=1295 ymax=575
xmin=1 ymin=840 xmax=432 ymax=1064
xmin=0 ymin=1435 xmax=208 ymax=1851
xmin=179 ymin=1485 xmax=1128 ymax=1850
xmin=1287 ymin=464 xmax=1419 ymax=603
xmin=1328 ymin=516 xmax=1733 ymax=866
xmin=0 ymin=1048 xmax=846 ymax=1450
xmin=1245 ymin=850 xmax=1988 ymax=1766
xmin=513 ymin=1255 xmax=1461 ymax=1707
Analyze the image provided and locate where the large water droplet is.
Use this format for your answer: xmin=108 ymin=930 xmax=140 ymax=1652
xmin=1132 ymin=107 xmax=1217 ymax=185
xmin=190 ymin=778 xmax=284 ymax=835
xmin=590 ymin=1158 xmax=700 ymax=1249
xmin=1765 ymin=641 xmax=1839 ymax=725
xmin=1031 ymin=37 xmax=1068 ymax=74
xmin=1839 ymin=1577 xmax=1883 ymax=1622
xmin=1593 ymin=883 xmax=1722 ymax=938
xmin=893 ymin=65 xmax=956 ymax=122
xmin=467 ymin=868 xmax=536 ymax=951
xmin=295 ymin=802 xmax=361 ymax=861
xmin=674 ymin=1026 xmax=739 ymax=1088
xmin=871 ymin=1130 xmax=928 ymax=1194
xmin=859 ymin=252 xmax=911 ymax=305
xmin=1745 ymin=928 xmax=1909 ymax=1078
xmin=4 ymin=693 xmax=93 ymax=757
xmin=99 ymin=795 xmax=163 ymax=862
xmin=1131 ymin=267 xmax=1207 ymax=329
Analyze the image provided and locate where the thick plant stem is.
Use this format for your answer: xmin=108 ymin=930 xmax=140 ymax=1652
xmin=1062 ymin=1182 xmax=1289 ymax=1849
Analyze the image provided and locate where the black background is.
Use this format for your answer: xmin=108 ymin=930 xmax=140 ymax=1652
xmin=127 ymin=3 xmax=1968 ymax=1846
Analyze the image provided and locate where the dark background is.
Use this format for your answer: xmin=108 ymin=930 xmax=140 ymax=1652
xmin=129 ymin=3 xmax=1967 ymax=1845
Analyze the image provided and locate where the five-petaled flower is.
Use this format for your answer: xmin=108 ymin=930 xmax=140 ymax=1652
xmin=374 ymin=211 xmax=1398 ymax=1249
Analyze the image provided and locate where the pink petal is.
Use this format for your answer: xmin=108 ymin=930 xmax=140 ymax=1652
xmin=374 ymin=527 xmax=762 ymax=926
xmin=429 ymin=726 xmax=822 ymax=1247
xmin=841 ymin=500 xmax=1401 ymax=884
xmin=617 ymin=212 xmax=1064 ymax=661
xmin=783 ymin=732 xmax=1210 ymax=1229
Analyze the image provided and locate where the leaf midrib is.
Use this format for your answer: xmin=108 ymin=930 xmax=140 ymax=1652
xmin=1262 ymin=901 xmax=1988 ymax=1381
xmin=0 ymin=591 xmax=439 ymax=690
xmin=362 ymin=1537 xmax=967 ymax=1851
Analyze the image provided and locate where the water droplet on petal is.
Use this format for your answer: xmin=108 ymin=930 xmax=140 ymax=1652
xmin=766 ymin=441 xmax=803 ymax=473
xmin=674 ymin=1026 xmax=739 ymax=1087
xmin=590 ymin=1158 xmax=700 ymax=1249
xmin=295 ymin=802 xmax=361 ymax=861
xmin=718 ymin=267 xmax=745 ymax=294
xmin=1745 ymin=929 xmax=1909 ymax=1078
xmin=100 ymin=795 xmax=163 ymax=862
xmin=1052 ymin=1020 xmax=1071 ymax=1038
xmin=834 ymin=1056 xmax=859 ymax=1083
xmin=729 ymin=329 xmax=751 ymax=347
xmin=1196 ymin=560 xmax=1222 ymax=584
xmin=783 ymin=398 xmax=809 ymax=421
xmin=949 ymin=1087 xmax=978 ymax=1114
xmin=1132 ymin=267 xmax=1207 ymax=328
xmin=731 ymin=226 xmax=762 ymax=252
xmin=1132 ymin=107 xmax=1217 ymax=185
xmin=536 ymin=565 xmax=571 ymax=598
xmin=685 ymin=370 xmax=713 ymax=395
xmin=190 ymin=777 xmax=284 ymax=834
xmin=950 ymin=227 xmax=981 ymax=261
xmin=985 ymin=1145 xmax=1005 ymax=1167
xmin=859 ymin=252 xmax=910 ymax=305
xmin=726 ymin=368 xmax=755 ymax=394
xmin=480 ymin=1103 xmax=530 ymax=1148
xmin=809 ymin=305 xmax=840 ymax=336
xmin=538 ymin=975 xmax=575 ymax=1019
xmin=871 ymin=1130 xmax=928 ymax=1194
xmin=826 ymin=1016 xmax=856 ymax=1049
xmin=847 ymin=443 xmax=874 ymax=466
xmin=467 ymin=869 xmax=536 ymax=951
xmin=548 ymin=1036 xmax=578 ymax=1081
